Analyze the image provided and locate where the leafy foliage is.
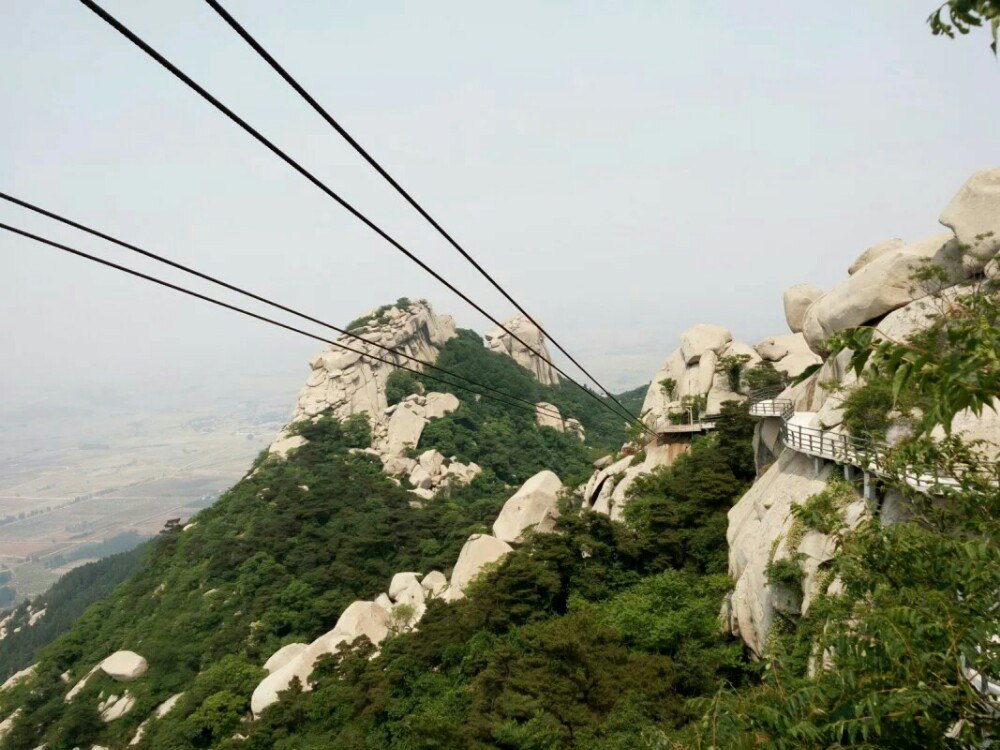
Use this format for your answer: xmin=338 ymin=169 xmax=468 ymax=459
xmin=928 ymin=0 xmax=1000 ymax=53
xmin=384 ymin=369 xmax=421 ymax=406
xmin=828 ymin=270 xmax=999 ymax=435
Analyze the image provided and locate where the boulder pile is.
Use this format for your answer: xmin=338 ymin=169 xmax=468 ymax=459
xmin=250 ymin=469 xmax=564 ymax=716
xmin=725 ymin=166 xmax=1000 ymax=657
xmin=793 ymin=168 xmax=1000 ymax=355
xmin=640 ymin=323 xmax=759 ymax=425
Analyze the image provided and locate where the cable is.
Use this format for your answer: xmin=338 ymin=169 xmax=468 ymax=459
xmin=0 ymin=221 xmax=582 ymax=424
xmin=75 ymin=0 xmax=650 ymax=436
xmin=0 ymin=191 xmax=567 ymax=423
xmin=203 ymin=0 xmax=646 ymax=430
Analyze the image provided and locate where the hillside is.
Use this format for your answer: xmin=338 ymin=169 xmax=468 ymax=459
xmin=0 ymin=546 xmax=147 ymax=681
xmin=0 ymin=168 xmax=997 ymax=750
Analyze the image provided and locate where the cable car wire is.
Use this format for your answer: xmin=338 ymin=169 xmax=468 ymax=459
xmin=75 ymin=0 xmax=649 ymax=434
xmin=0 ymin=221 xmax=602 ymax=425
xmin=202 ymin=0 xmax=645 ymax=428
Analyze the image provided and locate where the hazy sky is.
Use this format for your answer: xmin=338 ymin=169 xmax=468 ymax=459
xmin=2 ymin=0 xmax=999 ymax=416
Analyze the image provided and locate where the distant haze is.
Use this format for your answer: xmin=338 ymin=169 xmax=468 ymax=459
xmin=3 ymin=0 xmax=999 ymax=415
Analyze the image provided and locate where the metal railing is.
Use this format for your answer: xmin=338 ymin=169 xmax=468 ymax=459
xmin=747 ymin=386 xmax=998 ymax=495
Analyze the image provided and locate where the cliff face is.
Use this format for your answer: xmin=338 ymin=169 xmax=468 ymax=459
xmin=724 ymin=166 xmax=1000 ymax=657
xmin=288 ymin=298 xmax=456 ymax=425
xmin=484 ymin=314 xmax=561 ymax=386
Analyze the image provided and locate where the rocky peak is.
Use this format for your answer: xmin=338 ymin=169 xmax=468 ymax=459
xmin=484 ymin=314 xmax=560 ymax=385
xmin=290 ymin=298 xmax=456 ymax=425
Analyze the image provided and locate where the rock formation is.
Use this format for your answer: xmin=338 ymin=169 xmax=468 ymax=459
xmin=753 ymin=333 xmax=821 ymax=379
xmin=445 ymin=534 xmax=515 ymax=601
xmin=640 ymin=323 xmax=756 ymax=426
xmin=269 ymin=299 xmax=456 ymax=458
xmin=290 ymin=299 xmax=456 ymax=423
xmin=492 ymin=470 xmax=564 ymax=543
xmin=725 ymin=166 xmax=1000 ymax=656
xmin=534 ymin=402 xmax=585 ymax=440
xmin=485 ymin=314 xmax=560 ymax=385
xmin=267 ymin=300 xmax=484 ymax=500
xmin=792 ymin=167 xmax=1000 ymax=355
xmin=782 ymin=284 xmax=823 ymax=332
xmin=248 ymin=465 xmax=577 ymax=716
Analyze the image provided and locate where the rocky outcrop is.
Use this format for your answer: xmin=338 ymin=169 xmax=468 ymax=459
xmin=493 ymin=470 xmax=564 ymax=543
xmin=445 ymin=534 xmax=513 ymax=601
xmin=266 ymin=301 xmax=482 ymax=497
xmin=725 ymin=168 xmax=1000 ymax=657
xmin=0 ymin=664 xmax=35 ymax=692
xmin=939 ymin=166 xmax=1000 ymax=274
xmin=535 ymin=402 xmax=564 ymax=431
xmin=100 ymin=651 xmax=148 ymax=682
xmin=801 ymin=233 xmax=965 ymax=353
xmin=680 ymin=324 xmax=732 ymax=364
xmin=269 ymin=299 xmax=456 ymax=456
xmin=640 ymin=324 xmax=755 ymax=426
xmin=782 ymin=284 xmax=823 ymax=332
xmin=251 ymin=560 xmax=464 ymax=717
xmin=754 ymin=333 xmax=822 ymax=379
xmin=99 ymin=691 xmax=136 ymax=722
xmin=534 ymin=402 xmax=585 ymax=441
xmin=727 ymin=452 xmax=835 ymax=655
xmin=250 ymin=472 xmax=546 ymax=717
xmin=263 ymin=643 xmax=307 ymax=674
xmin=291 ymin=299 xmax=456 ymax=424
xmin=847 ymin=238 xmax=905 ymax=275
xmin=0 ymin=710 xmax=20 ymax=743
xmin=252 ymin=600 xmax=394 ymax=715
xmin=794 ymin=169 xmax=1000 ymax=354
xmin=485 ymin=314 xmax=560 ymax=385
xmin=128 ymin=693 xmax=183 ymax=745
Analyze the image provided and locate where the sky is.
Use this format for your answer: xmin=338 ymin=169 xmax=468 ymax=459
xmin=2 ymin=0 xmax=999 ymax=418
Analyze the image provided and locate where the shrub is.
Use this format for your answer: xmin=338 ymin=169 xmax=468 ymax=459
xmin=789 ymin=481 xmax=858 ymax=535
xmin=764 ymin=555 xmax=805 ymax=590
xmin=743 ymin=361 xmax=786 ymax=393
xmin=385 ymin=369 xmax=421 ymax=405
xmin=715 ymin=353 xmax=751 ymax=392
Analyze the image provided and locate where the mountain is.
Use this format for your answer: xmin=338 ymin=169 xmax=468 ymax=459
xmin=0 ymin=168 xmax=997 ymax=750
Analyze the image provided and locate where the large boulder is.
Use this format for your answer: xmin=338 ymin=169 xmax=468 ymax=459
xmin=641 ymin=349 xmax=687 ymax=420
xmin=484 ymin=314 xmax=560 ymax=385
xmin=535 ymin=402 xmax=564 ymax=431
xmin=252 ymin=601 xmax=391 ymax=715
xmin=679 ymin=324 xmax=732 ymax=365
xmin=263 ymin=643 xmax=307 ymax=674
xmin=423 ymin=392 xmax=460 ymax=419
xmin=782 ymin=284 xmax=823 ymax=332
xmin=801 ymin=233 xmax=964 ymax=353
xmin=420 ymin=571 xmax=448 ymax=598
xmin=446 ymin=534 xmax=513 ymax=599
xmin=754 ymin=333 xmax=822 ymax=379
xmin=848 ymin=238 xmax=905 ymax=275
xmin=939 ymin=167 xmax=1000 ymax=273
xmin=383 ymin=402 xmax=427 ymax=458
xmin=99 ymin=651 xmax=148 ymax=682
xmin=492 ymin=470 xmax=564 ymax=543
xmin=334 ymin=601 xmax=392 ymax=644
xmin=727 ymin=451 xmax=834 ymax=656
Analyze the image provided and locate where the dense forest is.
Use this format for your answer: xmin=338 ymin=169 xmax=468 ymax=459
xmin=0 ymin=547 xmax=147 ymax=681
